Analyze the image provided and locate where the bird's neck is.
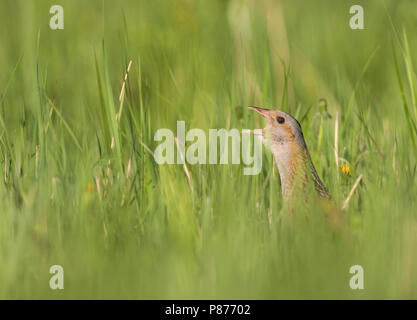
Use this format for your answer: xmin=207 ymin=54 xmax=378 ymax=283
xmin=272 ymin=143 xmax=307 ymax=197
xmin=272 ymin=143 xmax=329 ymax=199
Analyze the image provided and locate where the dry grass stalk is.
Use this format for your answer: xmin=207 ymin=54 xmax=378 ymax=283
xmin=342 ymin=174 xmax=363 ymax=210
xmin=174 ymin=137 xmax=193 ymax=191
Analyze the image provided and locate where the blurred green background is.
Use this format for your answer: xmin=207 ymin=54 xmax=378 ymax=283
xmin=0 ymin=0 xmax=417 ymax=299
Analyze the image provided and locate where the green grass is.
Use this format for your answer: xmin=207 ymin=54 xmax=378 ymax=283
xmin=0 ymin=0 xmax=417 ymax=299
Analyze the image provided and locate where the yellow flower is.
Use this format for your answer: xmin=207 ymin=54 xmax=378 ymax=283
xmin=340 ymin=164 xmax=351 ymax=177
xmin=87 ymin=182 xmax=95 ymax=193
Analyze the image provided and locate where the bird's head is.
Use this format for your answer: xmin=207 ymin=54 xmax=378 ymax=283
xmin=246 ymin=106 xmax=306 ymax=152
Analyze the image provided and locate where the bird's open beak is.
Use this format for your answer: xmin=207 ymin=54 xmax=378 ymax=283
xmin=241 ymin=106 xmax=272 ymax=136
xmin=248 ymin=106 xmax=271 ymax=118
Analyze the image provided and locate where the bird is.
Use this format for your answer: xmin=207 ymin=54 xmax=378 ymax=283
xmin=245 ymin=106 xmax=349 ymax=232
xmin=246 ymin=106 xmax=331 ymax=201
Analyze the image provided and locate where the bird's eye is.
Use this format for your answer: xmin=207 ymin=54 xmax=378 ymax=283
xmin=276 ymin=116 xmax=285 ymax=124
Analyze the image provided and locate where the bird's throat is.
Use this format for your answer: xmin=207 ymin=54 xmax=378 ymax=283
xmin=272 ymin=144 xmax=330 ymax=199
xmin=272 ymin=144 xmax=306 ymax=197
